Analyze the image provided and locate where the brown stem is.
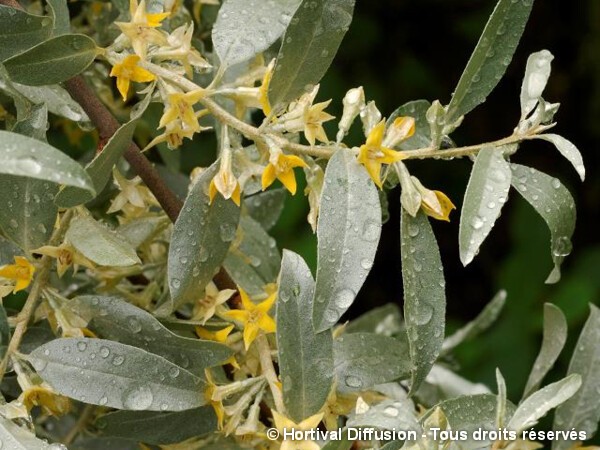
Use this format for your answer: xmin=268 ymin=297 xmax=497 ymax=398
xmin=64 ymin=77 xmax=182 ymax=223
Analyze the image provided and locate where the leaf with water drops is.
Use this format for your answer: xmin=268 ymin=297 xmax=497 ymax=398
xmin=523 ymin=303 xmax=567 ymax=399
xmin=507 ymin=374 xmax=581 ymax=433
xmin=268 ymin=0 xmax=355 ymax=112
xmin=422 ymin=394 xmax=516 ymax=450
xmin=95 ymin=406 xmax=217 ymax=445
xmin=223 ymin=216 xmax=280 ymax=297
xmin=333 ymin=332 xmax=411 ymax=393
xmin=0 ymin=5 xmax=53 ymax=61
xmin=400 ymin=210 xmax=446 ymax=394
xmin=276 ymin=250 xmax=333 ymax=422
xmin=347 ymin=398 xmax=421 ymax=434
xmin=212 ymin=0 xmax=301 ymax=66
xmin=56 ymin=120 xmax=138 ymax=207
xmin=387 ymin=100 xmax=432 ymax=150
xmin=445 ymin=0 xmax=535 ymax=124
xmin=243 ymin=188 xmax=286 ymax=231
xmin=345 ymin=303 xmax=403 ymax=336
xmin=442 ymin=290 xmax=506 ymax=355
xmin=66 ymin=215 xmax=141 ymax=267
xmin=510 ymin=164 xmax=576 ymax=283
xmin=520 ymin=49 xmax=553 ymax=119
xmin=4 ymin=34 xmax=97 ymax=86
xmin=0 ymin=175 xmax=57 ymax=252
xmin=47 ymin=0 xmax=70 ymax=36
xmin=0 ymin=416 xmax=53 ymax=449
xmin=12 ymin=103 xmax=49 ymax=142
xmin=553 ymin=305 xmax=600 ymax=450
xmin=313 ymin=149 xmax=381 ymax=332
xmin=531 ymin=134 xmax=585 ymax=181
xmin=0 ymin=235 xmax=21 ymax=265
xmin=0 ymin=130 xmax=95 ymax=195
xmin=168 ymin=163 xmax=240 ymax=309
xmin=66 ymin=295 xmax=232 ymax=376
xmin=459 ymin=146 xmax=511 ymax=266
xmin=28 ymin=338 xmax=205 ymax=411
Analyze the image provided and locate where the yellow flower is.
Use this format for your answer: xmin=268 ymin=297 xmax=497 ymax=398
xmin=158 ymin=89 xmax=206 ymax=133
xmin=209 ymin=149 xmax=242 ymax=206
xmin=196 ymin=325 xmax=239 ymax=369
xmin=421 ymin=190 xmax=456 ymax=222
xmin=303 ymin=99 xmax=335 ymax=146
xmin=115 ymin=0 xmax=169 ymax=59
xmin=0 ymin=256 xmax=35 ymax=293
xmin=107 ymin=168 xmax=157 ymax=216
xmin=223 ymin=289 xmax=276 ymax=350
xmin=193 ymin=282 xmax=236 ymax=324
xmin=261 ymin=152 xmax=308 ymax=195
xmin=110 ymin=55 xmax=156 ymax=101
xmin=204 ymin=369 xmax=227 ymax=430
xmin=20 ymin=386 xmax=71 ymax=416
xmin=259 ymin=60 xmax=275 ymax=116
xmin=357 ymin=119 xmax=409 ymax=188
xmin=35 ymin=243 xmax=96 ymax=277
xmin=272 ymin=410 xmax=324 ymax=450
xmin=382 ymin=116 xmax=416 ymax=148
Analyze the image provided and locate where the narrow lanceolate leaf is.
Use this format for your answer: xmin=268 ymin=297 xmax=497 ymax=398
xmin=313 ymin=149 xmax=381 ymax=332
xmin=387 ymin=100 xmax=432 ymax=150
xmin=66 ymin=215 xmax=141 ymax=267
xmin=531 ymin=134 xmax=585 ymax=181
xmin=47 ymin=0 xmax=70 ymax=36
xmin=445 ymin=0 xmax=535 ymax=123
xmin=168 ymin=164 xmax=240 ymax=308
xmin=459 ymin=146 xmax=511 ymax=266
xmin=56 ymin=120 xmax=137 ymax=207
xmin=68 ymin=295 xmax=232 ymax=376
xmin=508 ymin=375 xmax=581 ymax=433
xmin=442 ymin=290 xmax=506 ymax=355
xmin=496 ymin=369 xmax=507 ymax=428
xmin=0 ymin=6 xmax=53 ymax=61
xmin=243 ymin=188 xmax=286 ymax=231
xmin=0 ymin=131 xmax=95 ymax=195
xmin=0 ymin=417 xmax=51 ymax=449
xmin=223 ymin=216 xmax=281 ymax=297
xmin=401 ymin=210 xmax=446 ymax=394
xmin=95 ymin=407 xmax=217 ymax=445
xmin=276 ymin=250 xmax=333 ymax=422
xmin=12 ymin=103 xmax=49 ymax=142
xmin=4 ymin=34 xmax=97 ymax=86
xmin=8 ymin=83 xmax=89 ymax=122
xmin=520 ymin=50 xmax=553 ymax=119
xmin=333 ymin=333 xmax=410 ymax=393
xmin=553 ymin=305 xmax=600 ymax=450
xmin=268 ymin=0 xmax=355 ymax=112
xmin=347 ymin=398 xmax=421 ymax=433
xmin=212 ymin=0 xmax=301 ymax=66
xmin=510 ymin=164 xmax=576 ymax=284
xmin=523 ymin=303 xmax=567 ymax=399
xmin=0 ymin=176 xmax=57 ymax=252
xmin=29 ymin=338 xmax=205 ymax=411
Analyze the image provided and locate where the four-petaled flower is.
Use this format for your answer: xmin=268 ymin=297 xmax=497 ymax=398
xmin=261 ymin=151 xmax=308 ymax=195
xmin=0 ymin=256 xmax=35 ymax=293
xmin=357 ymin=119 xmax=410 ymax=188
xmin=272 ymin=410 xmax=324 ymax=450
xmin=110 ymin=55 xmax=156 ymax=101
xmin=115 ymin=0 xmax=169 ymax=59
xmin=223 ymin=288 xmax=276 ymax=350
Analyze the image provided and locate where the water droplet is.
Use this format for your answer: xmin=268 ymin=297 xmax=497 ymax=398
xmin=334 ymin=289 xmax=355 ymax=309
xmin=171 ymin=278 xmax=181 ymax=289
xmin=127 ymin=316 xmax=142 ymax=333
xmin=362 ymin=219 xmax=380 ymax=241
xmin=383 ymin=406 xmax=399 ymax=417
xmin=471 ymin=216 xmax=484 ymax=230
xmin=413 ymin=303 xmax=434 ymax=325
xmin=360 ymin=258 xmax=373 ymax=270
xmin=169 ymin=367 xmax=180 ymax=378
xmin=15 ymin=157 xmax=42 ymax=175
xmin=112 ymin=355 xmax=125 ymax=366
xmin=122 ymin=385 xmax=153 ymax=410
xmin=100 ymin=347 xmax=110 ymax=358
xmin=219 ymin=223 xmax=236 ymax=242
xmin=77 ymin=341 xmax=87 ymax=352
xmin=345 ymin=375 xmax=363 ymax=389
xmin=551 ymin=178 xmax=561 ymax=189
xmin=407 ymin=223 xmax=420 ymax=237
xmin=552 ymin=236 xmax=572 ymax=257
xmin=99 ymin=396 xmax=108 ymax=405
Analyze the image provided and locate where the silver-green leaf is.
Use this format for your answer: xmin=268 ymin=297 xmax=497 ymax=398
xmin=28 ymin=338 xmax=205 ymax=411
xmin=4 ymin=33 xmax=97 ymax=86
xmin=212 ymin=0 xmax=301 ymax=66
xmin=553 ymin=304 xmax=600 ymax=450
xmin=446 ymin=0 xmax=535 ymax=123
xmin=401 ymin=210 xmax=446 ymax=394
xmin=510 ymin=164 xmax=576 ymax=283
xmin=0 ymin=417 xmax=51 ymax=449
xmin=66 ymin=215 xmax=141 ymax=267
xmin=333 ymin=332 xmax=410 ymax=393
xmin=0 ymin=6 xmax=53 ymax=61
xmin=67 ymin=295 xmax=233 ymax=376
xmin=508 ymin=374 xmax=581 ymax=433
xmin=276 ymin=250 xmax=333 ymax=422
xmin=268 ymin=0 xmax=355 ymax=112
xmin=523 ymin=303 xmax=567 ymax=399
xmin=0 ymin=130 xmax=95 ymax=194
xmin=243 ymin=188 xmax=286 ymax=231
xmin=47 ymin=0 xmax=70 ymax=36
xmin=459 ymin=146 xmax=511 ymax=266
xmin=56 ymin=120 xmax=137 ymax=207
xmin=531 ymin=134 xmax=585 ymax=181
xmin=168 ymin=163 xmax=240 ymax=308
xmin=313 ymin=149 xmax=381 ymax=332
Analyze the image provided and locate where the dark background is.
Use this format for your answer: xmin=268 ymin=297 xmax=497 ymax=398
xmin=271 ymin=0 xmax=600 ymax=404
